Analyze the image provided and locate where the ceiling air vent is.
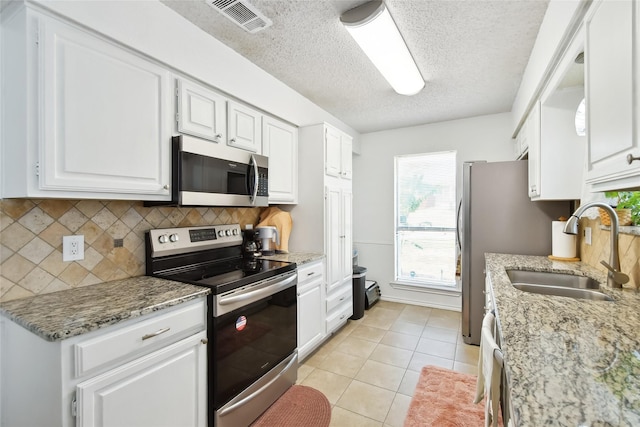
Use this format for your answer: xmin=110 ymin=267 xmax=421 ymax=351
xmin=206 ymin=0 xmax=273 ymax=34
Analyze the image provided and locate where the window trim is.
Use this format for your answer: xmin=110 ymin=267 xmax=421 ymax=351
xmin=394 ymin=150 xmax=458 ymax=290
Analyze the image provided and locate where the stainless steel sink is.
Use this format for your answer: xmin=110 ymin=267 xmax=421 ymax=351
xmin=506 ymin=269 xmax=613 ymax=301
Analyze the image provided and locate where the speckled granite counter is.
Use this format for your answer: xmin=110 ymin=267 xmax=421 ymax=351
xmin=0 ymin=276 xmax=210 ymax=341
xmin=486 ymin=253 xmax=640 ymax=427
xmin=260 ymin=252 xmax=324 ymax=265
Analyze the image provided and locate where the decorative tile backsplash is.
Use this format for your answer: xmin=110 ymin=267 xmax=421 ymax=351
xmin=0 ymin=199 xmax=263 ymax=302
xmin=579 ymin=217 xmax=640 ymax=288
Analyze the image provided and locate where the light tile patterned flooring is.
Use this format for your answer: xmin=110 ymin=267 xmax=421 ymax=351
xmin=296 ymin=301 xmax=480 ymax=427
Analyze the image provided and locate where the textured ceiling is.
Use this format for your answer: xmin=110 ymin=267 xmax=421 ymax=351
xmin=162 ymin=0 xmax=549 ymax=134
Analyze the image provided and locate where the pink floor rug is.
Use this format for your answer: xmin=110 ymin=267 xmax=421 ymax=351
xmin=404 ymin=365 xmax=488 ymax=427
xmin=251 ymin=385 xmax=331 ymax=427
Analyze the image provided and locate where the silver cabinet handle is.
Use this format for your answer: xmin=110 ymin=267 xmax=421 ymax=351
xmin=201 ymin=338 xmax=208 ymax=345
xmin=307 ymin=272 xmax=315 ymax=277
xmin=215 ymin=133 xmax=222 ymax=139
xmin=230 ymin=138 xmax=236 ymax=143
xmin=627 ymin=153 xmax=640 ymax=164
xmin=142 ymin=327 xmax=170 ymax=341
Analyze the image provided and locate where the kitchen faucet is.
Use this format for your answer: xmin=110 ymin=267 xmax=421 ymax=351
xmin=564 ymin=202 xmax=629 ymax=288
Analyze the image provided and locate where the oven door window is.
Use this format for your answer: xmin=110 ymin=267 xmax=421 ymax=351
xmin=213 ymin=285 xmax=297 ymax=408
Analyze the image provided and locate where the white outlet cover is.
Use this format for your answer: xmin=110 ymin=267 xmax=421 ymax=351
xmin=63 ymin=235 xmax=85 ymax=261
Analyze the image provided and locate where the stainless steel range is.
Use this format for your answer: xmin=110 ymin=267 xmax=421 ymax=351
xmin=145 ymin=224 xmax=298 ymax=427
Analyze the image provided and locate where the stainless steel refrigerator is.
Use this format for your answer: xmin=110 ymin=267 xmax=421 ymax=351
xmin=459 ymin=160 xmax=572 ymax=345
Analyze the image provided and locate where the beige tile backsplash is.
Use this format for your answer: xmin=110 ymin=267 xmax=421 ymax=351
xmin=3 ymin=199 xmax=639 ymax=303
xmin=0 ymin=199 xmax=263 ymax=302
xmin=579 ymin=217 xmax=640 ymax=288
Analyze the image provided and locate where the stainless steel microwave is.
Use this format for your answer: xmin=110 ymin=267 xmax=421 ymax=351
xmin=161 ymin=135 xmax=269 ymax=207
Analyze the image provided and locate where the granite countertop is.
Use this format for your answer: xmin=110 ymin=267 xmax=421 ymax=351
xmin=260 ymin=252 xmax=324 ymax=265
xmin=485 ymin=253 xmax=640 ymax=427
xmin=0 ymin=276 xmax=210 ymax=342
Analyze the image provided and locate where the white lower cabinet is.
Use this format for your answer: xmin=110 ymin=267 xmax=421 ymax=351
xmin=296 ymin=260 xmax=325 ymax=361
xmin=0 ymin=299 xmax=207 ymax=427
xmin=77 ymin=332 xmax=206 ymax=427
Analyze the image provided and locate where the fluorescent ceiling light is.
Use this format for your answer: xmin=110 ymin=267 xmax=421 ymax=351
xmin=341 ymin=0 xmax=424 ymax=96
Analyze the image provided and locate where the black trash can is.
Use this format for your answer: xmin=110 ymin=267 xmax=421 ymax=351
xmin=351 ymin=266 xmax=367 ymax=320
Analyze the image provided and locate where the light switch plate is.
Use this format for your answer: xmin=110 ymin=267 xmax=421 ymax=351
xmin=63 ymin=235 xmax=85 ymax=261
xmin=584 ymin=227 xmax=592 ymax=245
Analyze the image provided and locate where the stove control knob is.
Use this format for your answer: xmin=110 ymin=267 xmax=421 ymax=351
xmin=217 ymin=230 xmax=225 ymax=238
xmin=169 ymin=234 xmax=179 ymax=242
xmin=232 ymin=229 xmax=239 ymax=236
xmin=158 ymin=234 xmax=169 ymax=244
xmin=225 ymin=229 xmax=231 ymax=236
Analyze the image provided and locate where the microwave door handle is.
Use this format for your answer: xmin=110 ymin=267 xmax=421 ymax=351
xmin=249 ymin=154 xmax=259 ymax=203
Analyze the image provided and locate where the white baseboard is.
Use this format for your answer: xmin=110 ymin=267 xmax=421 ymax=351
xmin=379 ymin=295 xmax=461 ymax=312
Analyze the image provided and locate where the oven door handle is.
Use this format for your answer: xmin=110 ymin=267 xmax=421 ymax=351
xmin=218 ymin=273 xmax=296 ymax=306
xmin=218 ymin=352 xmax=297 ymax=417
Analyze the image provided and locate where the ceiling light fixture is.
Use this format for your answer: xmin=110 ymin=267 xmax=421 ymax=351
xmin=340 ymin=0 xmax=424 ymax=96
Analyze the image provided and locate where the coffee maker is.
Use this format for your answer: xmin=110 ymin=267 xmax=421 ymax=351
xmin=255 ymin=226 xmax=279 ymax=255
xmin=242 ymin=226 xmax=260 ymax=259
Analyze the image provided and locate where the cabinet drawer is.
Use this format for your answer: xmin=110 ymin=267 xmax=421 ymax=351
xmin=326 ymin=285 xmax=351 ymax=313
xmin=326 ymin=303 xmax=352 ymax=334
xmin=74 ymin=300 xmax=206 ymax=377
xmin=297 ymin=261 xmax=323 ymax=286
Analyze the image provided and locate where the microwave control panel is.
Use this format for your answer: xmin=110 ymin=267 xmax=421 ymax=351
xmin=257 ymin=169 xmax=268 ymax=197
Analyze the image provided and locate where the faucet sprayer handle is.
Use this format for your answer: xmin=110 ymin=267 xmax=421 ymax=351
xmin=600 ymin=260 xmax=630 ymax=285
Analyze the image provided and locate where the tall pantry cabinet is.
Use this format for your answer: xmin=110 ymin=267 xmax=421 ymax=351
xmin=289 ymin=123 xmax=354 ymax=336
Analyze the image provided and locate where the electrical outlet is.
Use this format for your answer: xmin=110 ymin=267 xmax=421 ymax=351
xmin=584 ymin=227 xmax=592 ymax=245
xmin=63 ymin=235 xmax=85 ymax=261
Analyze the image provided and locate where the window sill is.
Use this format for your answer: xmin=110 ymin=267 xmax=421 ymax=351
xmin=390 ymin=280 xmax=461 ymax=296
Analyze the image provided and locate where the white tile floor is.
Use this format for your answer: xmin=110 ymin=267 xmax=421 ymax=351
xmin=296 ymin=301 xmax=480 ymax=427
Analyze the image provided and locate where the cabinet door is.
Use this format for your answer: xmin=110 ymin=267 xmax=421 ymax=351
xmin=177 ymin=78 xmax=226 ymax=143
xmin=39 ymin=16 xmax=172 ymax=198
xmin=326 ymin=185 xmax=342 ymax=294
xmin=227 ymin=101 xmax=262 ymax=153
xmin=585 ymin=0 xmax=639 ymax=189
xmin=340 ymin=135 xmax=353 ymax=180
xmin=325 ymin=126 xmax=341 ymax=177
xmin=526 ymin=102 xmax=541 ymax=198
xmin=341 ymin=188 xmax=353 ymax=285
xmin=76 ymin=331 xmax=207 ymax=427
xmin=297 ymin=279 xmax=324 ymax=361
xmin=262 ymin=116 xmax=298 ymax=203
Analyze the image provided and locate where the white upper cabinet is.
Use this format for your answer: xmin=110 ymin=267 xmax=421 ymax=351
xmin=584 ymin=0 xmax=640 ymax=191
xmin=325 ymin=125 xmax=352 ymax=180
xmin=1 ymin=6 xmax=173 ymax=200
xmin=262 ymin=116 xmax=298 ymax=204
xmin=176 ymin=78 xmax=227 ymax=143
xmin=528 ymin=25 xmax=586 ymax=201
xmin=227 ymin=101 xmax=262 ymax=153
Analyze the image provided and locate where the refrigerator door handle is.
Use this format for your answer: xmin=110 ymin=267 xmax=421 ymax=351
xmin=456 ymin=199 xmax=462 ymax=251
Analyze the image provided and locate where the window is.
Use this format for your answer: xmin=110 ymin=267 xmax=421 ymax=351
xmin=395 ymin=151 xmax=457 ymax=288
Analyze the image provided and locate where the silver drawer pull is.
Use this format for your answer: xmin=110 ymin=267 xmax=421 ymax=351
xmin=339 ymin=296 xmax=345 ymax=301
xmin=340 ymin=314 xmax=346 ymax=320
xmin=627 ymin=153 xmax=640 ymax=164
xmin=142 ymin=327 xmax=170 ymax=341
xmin=307 ymin=272 xmax=315 ymax=277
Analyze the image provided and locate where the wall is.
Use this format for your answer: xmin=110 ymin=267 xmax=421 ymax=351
xmin=0 ymin=199 xmax=262 ymax=302
xmin=579 ymin=217 xmax=640 ymax=288
xmin=352 ymin=112 xmax=514 ymax=311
